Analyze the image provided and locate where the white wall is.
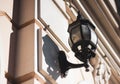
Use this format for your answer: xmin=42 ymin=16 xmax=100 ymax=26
xmin=0 ymin=16 xmax=13 ymax=84
xmin=41 ymin=0 xmax=94 ymax=84
xmin=0 ymin=0 xmax=13 ymax=83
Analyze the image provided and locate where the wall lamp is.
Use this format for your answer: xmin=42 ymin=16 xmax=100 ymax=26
xmin=58 ymin=12 xmax=98 ymax=77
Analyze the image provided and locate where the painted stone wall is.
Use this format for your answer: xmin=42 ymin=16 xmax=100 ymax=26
xmin=41 ymin=0 xmax=94 ymax=84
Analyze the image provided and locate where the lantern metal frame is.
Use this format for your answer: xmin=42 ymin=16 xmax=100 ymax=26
xmin=58 ymin=12 xmax=98 ymax=77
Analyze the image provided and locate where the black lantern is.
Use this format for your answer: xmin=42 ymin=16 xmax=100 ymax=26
xmin=68 ymin=12 xmax=98 ymax=67
xmin=58 ymin=12 xmax=98 ymax=77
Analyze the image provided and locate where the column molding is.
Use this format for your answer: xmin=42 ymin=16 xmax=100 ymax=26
xmin=5 ymin=71 xmax=46 ymax=84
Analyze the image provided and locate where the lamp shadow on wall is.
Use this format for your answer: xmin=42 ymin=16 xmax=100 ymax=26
xmin=42 ymin=35 xmax=61 ymax=80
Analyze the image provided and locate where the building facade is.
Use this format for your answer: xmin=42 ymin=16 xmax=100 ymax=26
xmin=0 ymin=0 xmax=120 ymax=84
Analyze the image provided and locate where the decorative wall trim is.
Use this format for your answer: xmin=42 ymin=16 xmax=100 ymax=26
xmin=96 ymin=0 xmax=119 ymax=34
xmin=1 ymin=11 xmax=69 ymax=84
xmin=36 ymin=18 xmax=70 ymax=52
xmin=39 ymin=70 xmax=57 ymax=84
xmin=0 ymin=11 xmax=70 ymax=52
xmin=1 ymin=1 xmax=120 ymax=82
xmin=5 ymin=71 xmax=46 ymax=84
xmin=52 ymin=0 xmax=69 ymax=21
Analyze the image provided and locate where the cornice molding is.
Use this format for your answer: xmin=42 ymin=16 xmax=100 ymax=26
xmin=5 ymin=71 xmax=46 ymax=84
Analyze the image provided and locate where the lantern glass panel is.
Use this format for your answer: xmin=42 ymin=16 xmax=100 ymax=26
xmin=81 ymin=25 xmax=90 ymax=40
xmin=71 ymin=26 xmax=82 ymax=44
xmin=90 ymin=28 xmax=97 ymax=45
